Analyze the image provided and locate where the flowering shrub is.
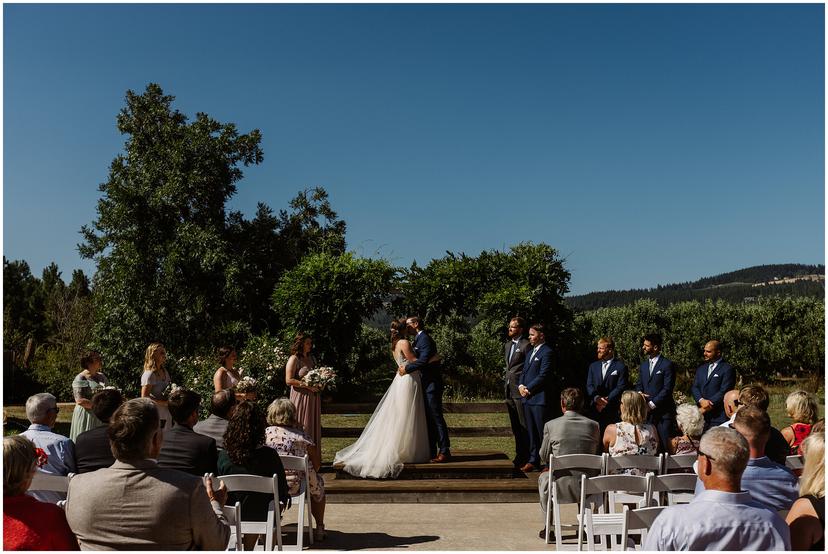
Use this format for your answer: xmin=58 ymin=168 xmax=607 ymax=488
xmin=237 ymin=335 xmax=290 ymax=406
xmin=168 ymin=353 xmax=215 ymax=418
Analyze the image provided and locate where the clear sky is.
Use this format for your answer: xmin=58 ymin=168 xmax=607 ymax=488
xmin=4 ymin=3 xmax=824 ymax=295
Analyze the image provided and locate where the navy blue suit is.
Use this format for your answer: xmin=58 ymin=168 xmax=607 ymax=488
xmin=634 ymin=356 xmax=676 ymax=452
xmin=691 ymin=360 xmax=736 ymax=429
xmin=586 ymin=358 xmax=629 ymax=441
xmin=519 ymin=342 xmax=553 ymax=466
xmin=404 ymin=330 xmax=451 ymax=457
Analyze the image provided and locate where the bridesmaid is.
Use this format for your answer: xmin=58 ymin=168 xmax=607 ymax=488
xmin=212 ymin=346 xmax=240 ymax=392
xmin=139 ymin=342 xmax=173 ymax=432
xmin=285 ymin=333 xmax=322 ymax=450
xmin=69 ymin=350 xmax=108 ymax=441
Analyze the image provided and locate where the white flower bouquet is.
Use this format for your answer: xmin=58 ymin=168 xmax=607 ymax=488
xmin=302 ymin=366 xmax=337 ymax=391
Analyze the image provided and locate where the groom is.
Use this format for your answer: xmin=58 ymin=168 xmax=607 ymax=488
xmin=398 ymin=316 xmax=452 ymax=463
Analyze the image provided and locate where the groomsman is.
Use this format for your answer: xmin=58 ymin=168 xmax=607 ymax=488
xmin=691 ymin=340 xmax=736 ymax=429
xmin=586 ymin=337 xmax=629 ymax=442
xmin=518 ymin=323 xmax=553 ymax=473
xmin=633 ymin=333 xmax=676 ymax=452
xmin=503 ymin=317 xmax=531 ymax=469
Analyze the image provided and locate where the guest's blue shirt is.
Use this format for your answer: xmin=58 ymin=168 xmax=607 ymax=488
xmin=694 ymin=456 xmax=799 ymax=511
xmin=21 ymin=423 xmax=76 ymax=503
xmin=644 ymin=489 xmax=791 ymax=550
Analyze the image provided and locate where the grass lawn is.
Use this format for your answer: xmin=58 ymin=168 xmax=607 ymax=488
xmin=5 ymin=382 xmax=823 ymax=464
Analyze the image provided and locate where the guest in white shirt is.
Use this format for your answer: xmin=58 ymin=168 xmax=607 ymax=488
xmin=644 ymin=426 xmax=790 ymax=551
xmin=20 ymin=393 xmax=76 ymax=503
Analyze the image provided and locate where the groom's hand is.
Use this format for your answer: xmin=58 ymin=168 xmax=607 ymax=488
xmin=397 ymin=365 xmax=407 ymax=376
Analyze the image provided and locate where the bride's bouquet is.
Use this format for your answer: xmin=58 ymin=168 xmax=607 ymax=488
xmin=302 ymin=367 xmax=337 ymax=391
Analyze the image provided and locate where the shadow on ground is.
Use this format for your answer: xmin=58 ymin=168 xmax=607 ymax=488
xmin=311 ymin=531 xmax=440 ymax=550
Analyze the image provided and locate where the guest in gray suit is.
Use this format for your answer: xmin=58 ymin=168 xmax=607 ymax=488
xmin=65 ymin=398 xmax=230 ymax=550
xmin=193 ymin=390 xmax=236 ymax=449
xmin=504 ymin=316 xmax=531 ymax=468
xmin=537 ymin=387 xmax=601 ymax=538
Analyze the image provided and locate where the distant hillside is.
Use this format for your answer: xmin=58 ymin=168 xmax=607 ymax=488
xmin=567 ymin=264 xmax=825 ymax=311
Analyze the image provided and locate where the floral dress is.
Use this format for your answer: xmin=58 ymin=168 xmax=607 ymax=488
xmin=265 ymin=425 xmax=325 ymax=502
xmin=609 ymin=421 xmax=659 ymax=475
xmin=69 ymin=371 xmax=108 ymax=441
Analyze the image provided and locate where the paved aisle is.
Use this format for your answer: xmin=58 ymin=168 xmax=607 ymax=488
xmin=289 ymin=502 xmax=579 ymax=551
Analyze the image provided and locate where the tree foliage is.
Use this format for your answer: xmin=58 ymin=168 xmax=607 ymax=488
xmin=79 ymin=83 xmax=264 ymax=394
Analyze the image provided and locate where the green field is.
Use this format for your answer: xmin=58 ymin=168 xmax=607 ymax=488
xmin=5 ymin=382 xmax=823 ymax=463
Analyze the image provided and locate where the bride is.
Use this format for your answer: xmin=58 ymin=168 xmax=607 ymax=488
xmin=333 ymin=318 xmax=433 ymax=478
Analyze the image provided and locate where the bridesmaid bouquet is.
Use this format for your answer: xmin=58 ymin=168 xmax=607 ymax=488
xmin=235 ymin=376 xmax=258 ymax=393
xmin=302 ymin=367 xmax=337 ymax=391
xmin=156 ymin=382 xmax=181 ymax=401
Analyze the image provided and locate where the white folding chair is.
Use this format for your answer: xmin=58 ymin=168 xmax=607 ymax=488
xmin=651 ymin=473 xmax=697 ymax=506
xmin=661 ymin=453 xmax=697 ymax=474
xmin=29 ymin=471 xmax=72 ymax=493
xmin=623 ymin=506 xmax=667 ymax=550
xmin=219 ymin=474 xmax=282 ymax=551
xmin=221 ymin=501 xmax=243 ymax=551
xmin=279 ymin=454 xmax=313 ymax=550
xmin=578 ymin=473 xmax=653 ymax=550
xmin=581 ymin=506 xmax=629 ymax=551
xmin=544 ymin=453 xmax=604 ymax=550
xmin=604 ymin=456 xmax=660 ymax=506
xmin=785 ymin=455 xmax=804 ymax=472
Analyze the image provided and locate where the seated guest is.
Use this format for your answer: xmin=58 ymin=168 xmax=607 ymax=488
xmin=781 ymin=390 xmax=819 ymax=455
xmin=266 ymin=398 xmax=327 ymax=541
xmin=811 ymin=419 xmax=824 ymax=434
xmin=20 ymin=393 xmax=76 ymax=503
xmin=718 ymin=389 xmax=740 ymax=427
xmin=74 ymin=388 xmax=124 ymax=473
xmin=604 ymin=390 xmax=659 ymax=474
xmin=738 ymin=384 xmax=788 ymax=465
xmin=696 ymin=405 xmax=798 ymax=512
xmin=218 ymin=401 xmax=290 ymax=550
xmin=65 ymin=398 xmax=230 ymax=550
xmin=669 ymin=404 xmax=704 ymax=455
xmin=3 ymin=436 xmax=78 ymax=550
xmin=158 ymin=388 xmax=218 ymax=476
xmin=193 ymin=390 xmax=236 ymax=449
xmin=786 ymin=432 xmax=825 ymax=550
xmin=645 ymin=426 xmax=790 ymax=550
xmin=536 ymin=387 xmax=600 ymax=539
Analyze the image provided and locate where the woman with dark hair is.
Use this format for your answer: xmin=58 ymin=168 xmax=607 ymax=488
xmin=212 ymin=346 xmax=240 ymax=392
xmin=218 ymin=401 xmax=289 ymax=550
xmin=285 ymin=333 xmax=321 ymax=450
xmin=69 ymin=350 xmax=108 ymax=441
xmin=333 ymin=318 xmax=433 ymax=478
xmin=3 ymin=436 xmax=78 ymax=550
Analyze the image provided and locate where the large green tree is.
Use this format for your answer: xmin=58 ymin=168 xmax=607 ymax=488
xmin=79 ymin=84 xmax=263 ymax=392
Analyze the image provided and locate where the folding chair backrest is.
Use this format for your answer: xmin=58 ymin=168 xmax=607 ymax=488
xmin=550 ymin=453 xmax=605 ymax=473
xmin=220 ymin=474 xmax=279 ymax=495
xmin=606 ymin=454 xmax=662 ymax=475
xmin=651 ymin=472 xmax=697 ymax=505
xmin=221 ymin=501 xmax=243 ymax=551
xmin=662 ymin=453 xmax=697 ymax=474
xmin=785 ymin=455 xmax=804 ymax=472
xmin=218 ymin=474 xmax=281 ymax=551
xmin=583 ymin=506 xmax=629 ymax=551
xmin=277 ymin=454 xmax=313 ymax=549
xmin=29 ymin=471 xmax=71 ymax=493
xmin=625 ymin=506 xmax=667 ymax=546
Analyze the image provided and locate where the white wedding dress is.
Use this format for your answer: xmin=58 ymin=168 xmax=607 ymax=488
xmin=333 ymin=352 xmax=430 ymax=478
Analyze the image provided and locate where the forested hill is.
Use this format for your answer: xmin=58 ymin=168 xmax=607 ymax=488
xmin=567 ymin=264 xmax=825 ymax=311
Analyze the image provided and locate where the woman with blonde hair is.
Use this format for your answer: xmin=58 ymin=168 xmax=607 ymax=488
xmin=786 ymin=432 xmax=824 ymax=550
xmin=265 ymin=398 xmax=327 ymax=541
xmin=139 ymin=342 xmax=172 ymax=432
xmin=669 ymin=404 xmax=704 ymax=455
xmin=781 ymin=390 xmax=819 ymax=455
xmin=603 ymin=390 xmax=660 ymax=474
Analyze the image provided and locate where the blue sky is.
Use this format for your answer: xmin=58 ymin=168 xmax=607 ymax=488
xmin=4 ymin=3 xmax=824 ymax=295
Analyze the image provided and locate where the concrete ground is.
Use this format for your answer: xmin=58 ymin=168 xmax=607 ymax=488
xmin=278 ymin=502 xmax=582 ymax=551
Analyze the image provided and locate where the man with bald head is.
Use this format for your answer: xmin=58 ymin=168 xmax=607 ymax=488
xmin=691 ymin=340 xmax=736 ymax=429
xmin=719 ymin=390 xmax=741 ymax=427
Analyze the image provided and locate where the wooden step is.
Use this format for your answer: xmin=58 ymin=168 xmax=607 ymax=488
xmin=324 ymin=425 xmax=513 ymax=438
xmin=329 ymin=449 xmax=521 ymax=480
xmin=324 ymin=402 xmax=507 ymax=414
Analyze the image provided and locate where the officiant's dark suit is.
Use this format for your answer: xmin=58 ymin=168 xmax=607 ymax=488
xmin=403 ymin=318 xmax=451 ymax=460
xmin=504 ymin=317 xmax=531 ymax=467
xmin=586 ymin=338 xmax=629 ymax=442
xmin=519 ymin=325 xmax=553 ymax=470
